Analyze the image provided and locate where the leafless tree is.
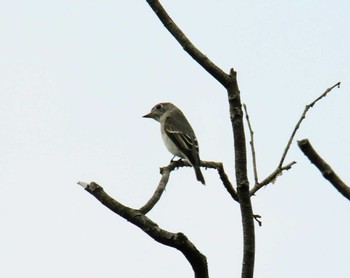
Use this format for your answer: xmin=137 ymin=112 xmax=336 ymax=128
xmin=78 ymin=1 xmax=344 ymax=277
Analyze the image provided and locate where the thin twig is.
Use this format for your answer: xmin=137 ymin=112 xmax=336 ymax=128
xmin=250 ymin=161 xmax=296 ymax=196
xmin=243 ymin=104 xmax=259 ymax=185
xmin=250 ymin=82 xmax=340 ymax=196
xmin=278 ymin=82 xmax=341 ymax=168
xmin=253 ymin=215 xmax=262 ymax=227
xmin=298 ymin=139 xmax=350 ymax=201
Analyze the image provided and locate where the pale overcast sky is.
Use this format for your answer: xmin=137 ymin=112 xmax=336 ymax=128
xmin=1 ymin=1 xmax=349 ymax=277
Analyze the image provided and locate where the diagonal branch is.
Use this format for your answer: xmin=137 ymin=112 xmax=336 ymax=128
xmin=138 ymin=163 xmax=175 ymax=214
xmin=250 ymin=161 xmax=296 ymax=196
xmin=298 ymin=139 xmax=350 ymax=201
xmin=243 ymin=103 xmax=297 ymax=196
xmin=278 ymin=82 xmax=341 ymax=168
xmin=250 ymin=82 xmax=341 ymax=196
xmin=146 ymin=0 xmax=230 ymax=87
xmin=242 ymin=103 xmax=297 ymax=196
xmin=77 ymin=181 xmax=209 ymax=278
xmin=200 ymin=160 xmax=239 ymax=203
xmin=78 ymin=160 xmax=235 ymax=276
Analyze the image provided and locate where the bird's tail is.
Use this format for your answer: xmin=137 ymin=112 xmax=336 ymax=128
xmin=194 ymin=166 xmax=205 ymax=185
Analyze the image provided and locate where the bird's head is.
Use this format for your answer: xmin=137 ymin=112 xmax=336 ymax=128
xmin=143 ymin=102 xmax=174 ymax=122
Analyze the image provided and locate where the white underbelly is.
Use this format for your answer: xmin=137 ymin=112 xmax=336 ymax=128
xmin=162 ymin=132 xmax=184 ymax=158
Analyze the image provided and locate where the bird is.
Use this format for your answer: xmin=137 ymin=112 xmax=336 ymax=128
xmin=143 ymin=102 xmax=205 ymax=185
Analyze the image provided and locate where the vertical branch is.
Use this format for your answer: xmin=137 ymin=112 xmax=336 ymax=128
xmin=243 ymin=104 xmax=259 ymax=185
xmin=145 ymin=1 xmax=256 ymax=277
xmin=227 ymin=69 xmax=255 ymax=278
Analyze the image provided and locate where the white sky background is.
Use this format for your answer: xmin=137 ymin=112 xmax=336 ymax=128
xmin=0 ymin=0 xmax=349 ymax=277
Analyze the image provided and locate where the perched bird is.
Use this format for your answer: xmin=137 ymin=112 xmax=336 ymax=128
xmin=143 ymin=102 xmax=205 ymax=185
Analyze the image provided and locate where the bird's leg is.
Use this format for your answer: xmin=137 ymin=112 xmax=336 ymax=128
xmin=170 ymin=156 xmax=184 ymax=164
xmin=170 ymin=156 xmax=184 ymax=170
xmin=170 ymin=156 xmax=183 ymax=162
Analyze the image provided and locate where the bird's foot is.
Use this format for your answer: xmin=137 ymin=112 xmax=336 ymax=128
xmin=170 ymin=156 xmax=183 ymax=163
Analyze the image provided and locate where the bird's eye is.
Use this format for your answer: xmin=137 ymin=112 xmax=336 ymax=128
xmin=156 ymin=104 xmax=162 ymax=110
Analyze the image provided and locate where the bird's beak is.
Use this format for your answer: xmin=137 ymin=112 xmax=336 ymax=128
xmin=143 ymin=112 xmax=154 ymax=118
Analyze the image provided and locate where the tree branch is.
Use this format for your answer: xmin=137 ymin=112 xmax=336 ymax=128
xmin=250 ymin=161 xmax=296 ymax=196
xmin=145 ymin=1 xmax=255 ymax=276
xmin=77 ymin=181 xmax=209 ymax=278
xmin=298 ymin=139 xmax=350 ymax=201
xmin=227 ymin=69 xmax=255 ymax=278
xmin=250 ymin=82 xmax=341 ymax=196
xmin=145 ymin=160 xmax=239 ymax=204
xmin=278 ymin=82 xmax=341 ymax=168
xmin=200 ymin=160 xmax=239 ymax=203
xmin=243 ymin=104 xmax=259 ymax=185
xmin=138 ymin=163 xmax=174 ymax=214
xmin=146 ymin=0 xmax=230 ymax=87
xmin=78 ymin=159 xmax=235 ymax=276
xmin=242 ymin=103 xmax=297 ymax=197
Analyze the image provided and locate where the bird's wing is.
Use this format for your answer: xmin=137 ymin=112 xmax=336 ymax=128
xmin=164 ymin=116 xmax=199 ymax=164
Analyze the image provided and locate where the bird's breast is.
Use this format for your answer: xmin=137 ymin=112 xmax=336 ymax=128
xmin=161 ymin=132 xmax=184 ymax=158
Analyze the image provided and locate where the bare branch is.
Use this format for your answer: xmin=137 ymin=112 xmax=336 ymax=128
xmin=298 ymin=139 xmax=350 ymax=201
xmin=253 ymin=215 xmax=262 ymax=227
xmin=250 ymin=82 xmax=340 ymax=196
xmin=250 ymin=161 xmax=297 ymax=196
xmin=146 ymin=0 xmax=230 ymax=87
xmin=242 ymin=103 xmax=297 ymax=196
xmin=79 ymin=160 xmax=236 ymax=275
xmin=145 ymin=2 xmax=255 ymax=276
xmin=138 ymin=163 xmax=174 ymax=214
xmin=243 ymin=104 xmax=259 ymax=185
xmin=78 ymin=181 xmax=209 ymax=278
xmin=200 ymin=160 xmax=239 ymax=203
xmin=227 ymin=69 xmax=255 ymax=278
xmin=139 ymin=160 xmax=239 ymax=214
xmin=278 ymin=82 xmax=341 ymax=168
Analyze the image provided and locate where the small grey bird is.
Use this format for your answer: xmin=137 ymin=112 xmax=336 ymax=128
xmin=143 ymin=102 xmax=205 ymax=185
